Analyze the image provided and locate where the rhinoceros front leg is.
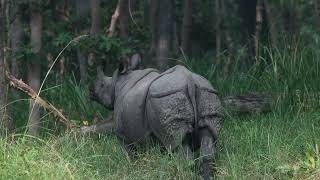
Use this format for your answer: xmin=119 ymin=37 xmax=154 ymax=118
xmin=182 ymin=140 xmax=194 ymax=160
xmin=199 ymin=128 xmax=217 ymax=180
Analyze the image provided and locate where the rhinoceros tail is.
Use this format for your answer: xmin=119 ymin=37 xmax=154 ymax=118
xmin=187 ymin=76 xmax=199 ymax=138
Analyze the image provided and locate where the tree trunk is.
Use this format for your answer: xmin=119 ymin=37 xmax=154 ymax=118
xmin=221 ymin=0 xmax=232 ymax=77
xmin=263 ymin=0 xmax=277 ymax=48
xmin=7 ymin=3 xmax=24 ymax=132
xmin=10 ymin=12 xmax=22 ymax=81
xmin=181 ymin=0 xmax=193 ymax=56
xmin=106 ymin=0 xmax=131 ymax=38
xmin=28 ymin=7 xmax=42 ymax=136
xmin=57 ymin=1 xmax=69 ymax=79
xmin=89 ymin=0 xmax=101 ymax=67
xmin=148 ymin=0 xmax=159 ymax=64
xmin=315 ymin=0 xmax=320 ymax=30
xmin=77 ymin=49 xmax=87 ymax=84
xmin=0 ymin=0 xmax=8 ymax=134
xmin=215 ymin=0 xmax=221 ymax=64
xmin=155 ymin=0 xmax=174 ymax=70
xmin=254 ymin=0 xmax=263 ymax=60
xmin=62 ymin=0 xmax=70 ymax=21
xmin=119 ymin=0 xmax=129 ymax=38
xmin=284 ymin=2 xmax=299 ymax=40
xmin=76 ymin=0 xmax=89 ymax=84
xmin=239 ymin=0 xmax=257 ymax=65
xmin=90 ymin=0 xmax=101 ymax=35
xmin=107 ymin=0 xmax=120 ymax=37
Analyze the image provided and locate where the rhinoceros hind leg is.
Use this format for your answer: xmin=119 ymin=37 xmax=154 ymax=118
xmin=199 ymin=128 xmax=217 ymax=180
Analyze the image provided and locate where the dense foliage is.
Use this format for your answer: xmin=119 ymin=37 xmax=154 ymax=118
xmin=0 ymin=0 xmax=320 ymax=179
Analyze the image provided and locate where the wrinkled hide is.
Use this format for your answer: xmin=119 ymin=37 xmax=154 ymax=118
xmin=146 ymin=66 xmax=223 ymax=149
xmin=92 ymin=64 xmax=223 ymax=179
xmin=112 ymin=68 xmax=159 ymax=143
xmin=109 ymin=65 xmax=223 ymax=148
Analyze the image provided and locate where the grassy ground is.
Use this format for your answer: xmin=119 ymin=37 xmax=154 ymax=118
xmin=1 ymin=45 xmax=320 ymax=179
xmin=1 ymin=112 xmax=319 ymax=179
xmin=218 ymin=112 xmax=320 ymax=179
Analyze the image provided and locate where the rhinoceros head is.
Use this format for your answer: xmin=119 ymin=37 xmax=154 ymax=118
xmin=90 ymin=54 xmax=142 ymax=109
xmin=90 ymin=67 xmax=115 ymax=109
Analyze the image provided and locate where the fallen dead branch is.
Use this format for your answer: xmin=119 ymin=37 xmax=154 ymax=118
xmin=6 ymin=71 xmax=115 ymax=133
xmin=80 ymin=113 xmax=114 ymax=134
xmin=5 ymin=71 xmax=79 ymax=129
xmin=222 ymin=93 xmax=272 ymax=113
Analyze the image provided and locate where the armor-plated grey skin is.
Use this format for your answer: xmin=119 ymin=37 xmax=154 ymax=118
xmin=91 ymin=55 xmax=223 ymax=179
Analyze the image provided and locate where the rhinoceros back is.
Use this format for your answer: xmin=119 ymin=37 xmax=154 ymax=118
xmin=146 ymin=65 xmax=223 ymax=149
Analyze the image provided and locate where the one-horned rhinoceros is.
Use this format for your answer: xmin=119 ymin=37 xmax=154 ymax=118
xmin=91 ymin=55 xmax=223 ymax=179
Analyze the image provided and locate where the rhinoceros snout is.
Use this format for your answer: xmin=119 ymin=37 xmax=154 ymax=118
xmin=89 ymin=87 xmax=98 ymax=101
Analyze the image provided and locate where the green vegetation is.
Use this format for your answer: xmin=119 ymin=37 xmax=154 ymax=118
xmin=1 ymin=113 xmax=319 ymax=179
xmin=1 ymin=44 xmax=320 ymax=179
xmin=1 ymin=0 xmax=320 ymax=179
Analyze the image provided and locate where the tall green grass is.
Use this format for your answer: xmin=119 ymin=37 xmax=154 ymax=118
xmin=187 ymin=43 xmax=320 ymax=113
xmin=1 ymin=44 xmax=320 ymax=179
xmin=0 ymin=134 xmax=196 ymax=179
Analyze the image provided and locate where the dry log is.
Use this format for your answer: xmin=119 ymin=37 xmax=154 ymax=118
xmin=5 ymin=71 xmax=78 ymax=128
xmin=222 ymin=93 xmax=272 ymax=113
xmin=254 ymin=0 xmax=263 ymax=60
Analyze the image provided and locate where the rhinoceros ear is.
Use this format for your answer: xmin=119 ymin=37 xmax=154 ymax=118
xmin=118 ymin=54 xmax=142 ymax=74
xmin=129 ymin=53 xmax=142 ymax=70
xmin=97 ymin=66 xmax=105 ymax=77
xmin=119 ymin=58 xmax=129 ymax=74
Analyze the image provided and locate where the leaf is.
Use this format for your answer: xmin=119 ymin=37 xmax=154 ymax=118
xmin=306 ymin=152 xmax=316 ymax=169
xmin=82 ymin=121 xmax=89 ymax=126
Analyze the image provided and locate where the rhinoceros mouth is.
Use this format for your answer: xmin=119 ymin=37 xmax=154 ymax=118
xmin=89 ymin=88 xmax=97 ymax=101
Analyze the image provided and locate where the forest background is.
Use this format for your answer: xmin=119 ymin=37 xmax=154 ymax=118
xmin=0 ymin=0 xmax=320 ymax=179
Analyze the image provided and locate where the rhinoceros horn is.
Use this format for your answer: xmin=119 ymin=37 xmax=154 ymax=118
xmin=119 ymin=58 xmax=128 ymax=74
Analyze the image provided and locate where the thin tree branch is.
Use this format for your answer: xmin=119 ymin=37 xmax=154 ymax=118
xmin=107 ymin=0 xmax=121 ymax=37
